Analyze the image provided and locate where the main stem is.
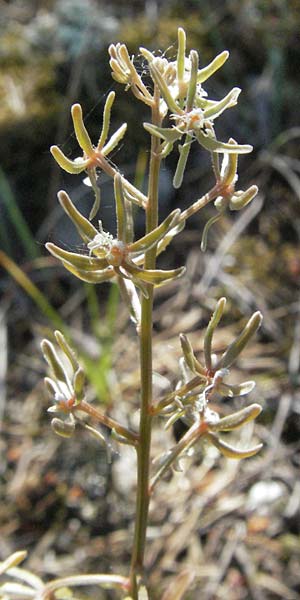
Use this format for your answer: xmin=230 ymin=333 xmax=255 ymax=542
xmin=129 ymin=87 xmax=162 ymax=596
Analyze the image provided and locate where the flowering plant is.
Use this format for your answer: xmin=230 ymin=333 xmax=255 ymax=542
xmin=0 ymin=28 xmax=262 ymax=600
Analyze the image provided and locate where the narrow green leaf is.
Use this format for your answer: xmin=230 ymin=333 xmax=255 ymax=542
xmin=0 ymin=167 xmax=38 ymax=259
xmin=0 ymin=251 xmax=65 ymax=330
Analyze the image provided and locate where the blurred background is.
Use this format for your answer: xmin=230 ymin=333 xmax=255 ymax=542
xmin=1 ymin=0 xmax=300 ymax=598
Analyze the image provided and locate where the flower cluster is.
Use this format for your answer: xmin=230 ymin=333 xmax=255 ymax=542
xmin=50 ymin=93 xmax=128 ymax=219
xmin=152 ymin=298 xmax=263 ymax=483
xmin=138 ymin=29 xmax=253 ymax=189
xmin=41 ymin=330 xmax=86 ymax=438
xmin=46 ymin=175 xmax=185 ymax=302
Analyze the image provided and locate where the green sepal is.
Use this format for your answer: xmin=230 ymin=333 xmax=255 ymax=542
xmin=195 ymin=130 xmax=253 ymax=154
xmin=73 ymin=367 xmax=85 ymax=402
xmin=116 ymin=266 xmax=149 ymax=298
xmin=71 ymin=104 xmax=93 ymax=155
xmin=97 ymin=91 xmax=115 ymax=150
xmin=200 ymin=212 xmax=222 ymax=252
xmin=229 ymin=185 xmax=258 ymax=211
xmin=180 ymin=333 xmax=196 ymax=373
xmin=207 ymin=432 xmax=263 ymax=459
xmin=209 ymin=403 xmax=262 ymax=432
xmin=173 ymin=138 xmax=192 ymax=189
xmin=51 ymin=417 xmax=75 ymax=438
xmin=57 ymin=190 xmax=98 ymax=242
xmin=86 ymin=167 xmax=101 ymax=220
xmin=159 ymin=140 xmax=174 ymax=159
xmin=156 ymin=220 xmax=186 ymax=257
xmin=179 ymin=334 xmax=206 ymax=376
xmin=41 ymin=340 xmax=68 ymax=383
xmin=186 ymin=50 xmax=199 ymax=111
xmin=128 ymin=209 xmax=181 ymax=254
xmin=197 ymin=50 xmax=229 ymax=83
xmin=217 ymin=380 xmax=256 ymax=398
xmin=148 ymin=62 xmax=181 ymax=114
xmin=54 ymin=330 xmax=78 ymax=372
xmin=0 ymin=551 xmax=28 ymax=575
xmin=124 ymin=262 xmax=186 ymax=286
xmin=50 ymin=146 xmax=90 ymax=174
xmin=46 ymin=243 xmax=109 ymax=271
xmin=44 ymin=376 xmax=57 ymax=398
xmin=102 ymin=123 xmax=127 ymax=156
xmin=114 ymin=173 xmax=126 ymax=241
xmin=143 ymin=123 xmax=183 ymax=143
xmin=221 ymin=138 xmax=238 ymax=186
xmin=218 ymin=311 xmax=263 ymax=369
xmin=177 ymin=27 xmax=186 ymax=95
xmin=204 ymin=297 xmax=226 ymax=370
xmin=61 ymin=261 xmax=115 ymax=284
xmin=203 ymin=87 xmax=241 ymax=119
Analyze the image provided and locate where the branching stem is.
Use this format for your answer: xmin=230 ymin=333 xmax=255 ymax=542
xmin=76 ymin=400 xmax=139 ymax=445
xmin=129 ymin=85 xmax=162 ymax=597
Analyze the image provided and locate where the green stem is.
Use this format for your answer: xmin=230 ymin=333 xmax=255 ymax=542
xmin=129 ymin=86 xmax=162 ymax=596
xmin=150 ymin=420 xmax=204 ymax=492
